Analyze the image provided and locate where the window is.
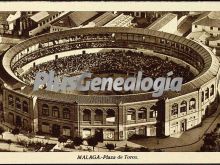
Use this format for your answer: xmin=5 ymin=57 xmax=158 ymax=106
xmin=171 ymin=103 xmax=178 ymax=116
xmin=83 ymin=109 xmax=91 ymax=121
xmin=195 ymin=25 xmax=197 ymax=28
xmin=94 ymin=109 xmax=103 ymax=121
xmin=166 ymin=40 xmax=170 ymax=45
xmin=63 ymin=126 xmax=71 ymax=136
xmin=15 ymin=115 xmax=22 ymax=126
xmin=23 ymin=101 xmax=28 ymax=113
xmin=23 ymin=119 xmax=28 ymax=130
xmin=189 ymin=98 xmax=196 ymax=110
xmin=160 ymin=39 xmax=165 ymax=44
xmin=210 ymin=85 xmax=214 ymax=96
xmin=52 ymin=106 xmax=59 ymax=118
xmin=205 ymin=88 xmax=209 ymax=99
xmin=210 ymin=26 xmax=213 ymax=30
xmin=218 ymin=43 xmax=220 ymax=46
xmin=127 ymin=109 xmax=135 ymax=121
xmin=150 ymin=110 xmax=157 ymax=118
xmin=106 ymin=109 xmax=115 ymax=123
xmin=175 ymin=43 xmax=179 ymax=48
xmin=8 ymin=95 xmax=14 ymax=106
xmin=63 ymin=108 xmax=70 ymax=119
xmin=171 ymin=42 xmax=174 ymax=47
xmin=42 ymin=104 xmax=49 ymax=116
xmin=187 ymin=47 xmax=191 ymax=53
xmin=202 ymin=91 xmax=204 ymax=102
xmin=82 ymin=128 xmax=91 ymax=138
xmin=8 ymin=112 xmax=14 ymax=125
xmin=180 ymin=101 xmax=187 ymax=113
xmin=42 ymin=122 xmax=50 ymax=133
xmin=218 ymin=27 xmax=220 ymax=31
xmin=138 ymin=108 xmax=147 ymax=120
xmin=15 ymin=98 xmax=21 ymax=110
xmin=135 ymin=12 xmax=140 ymax=17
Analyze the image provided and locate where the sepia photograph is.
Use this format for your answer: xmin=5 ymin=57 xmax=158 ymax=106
xmin=0 ymin=1 xmax=219 ymax=163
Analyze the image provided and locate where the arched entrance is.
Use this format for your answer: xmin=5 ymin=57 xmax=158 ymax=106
xmin=52 ymin=124 xmax=60 ymax=137
xmin=95 ymin=128 xmax=103 ymax=142
xmin=15 ymin=116 xmax=22 ymax=127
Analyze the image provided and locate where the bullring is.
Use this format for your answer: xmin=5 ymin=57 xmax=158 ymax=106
xmin=1 ymin=27 xmax=219 ymax=140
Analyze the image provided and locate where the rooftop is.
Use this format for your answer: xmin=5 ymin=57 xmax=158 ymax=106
xmin=67 ymin=11 xmax=99 ymax=27
xmin=104 ymin=13 xmax=134 ymax=27
xmin=147 ymin=13 xmax=177 ymax=31
xmin=90 ymin=12 xmax=118 ymax=27
xmin=30 ymin=11 xmax=59 ymax=23
xmin=7 ymin=11 xmax=21 ymax=22
xmin=187 ymin=31 xmax=210 ymax=41
xmin=175 ymin=15 xmax=197 ymax=37
xmin=193 ymin=11 xmax=220 ymax=27
xmin=51 ymin=11 xmax=100 ymax=28
xmin=51 ymin=12 xmax=77 ymax=28
xmin=0 ymin=12 xmax=16 ymax=24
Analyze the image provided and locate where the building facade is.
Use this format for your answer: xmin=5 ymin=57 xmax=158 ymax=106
xmin=1 ymin=27 xmax=220 ymax=141
xmin=192 ymin=12 xmax=220 ymax=37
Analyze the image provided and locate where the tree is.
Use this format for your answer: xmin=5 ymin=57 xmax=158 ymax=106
xmin=73 ymin=136 xmax=83 ymax=146
xmin=151 ymin=98 xmax=165 ymax=137
xmin=94 ymin=130 xmax=103 ymax=143
xmin=0 ymin=127 xmax=4 ymax=139
xmin=12 ymin=128 xmax=20 ymax=141
xmin=200 ymin=132 xmax=218 ymax=151
xmin=6 ymin=139 xmax=12 ymax=151
xmin=87 ymin=136 xmax=98 ymax=151
xmin=27 ymin=132 xmax=35 ymax=143
xmin=58 ymin=135 xmax=68 ymax=145
xmin=12 ymin=128 xmax=20 ymax=136
xmin=44 ymin=135 xmax=50 ymax=144
xmin=105 ymin=143 xmax=115 ymax=151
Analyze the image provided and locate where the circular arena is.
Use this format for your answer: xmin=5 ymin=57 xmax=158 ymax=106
xmin=1 ymin=27 xmax=220 ymax=140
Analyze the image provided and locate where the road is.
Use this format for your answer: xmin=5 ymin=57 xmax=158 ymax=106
xmin=130 ymin=105 xmax=220 ymax=151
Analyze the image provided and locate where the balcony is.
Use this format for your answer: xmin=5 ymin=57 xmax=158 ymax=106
xmin=81 ymin=121 xmax=91 ymax=125
xmin=94 ymin=121 xmax=103 ymax=125
xmin=147 ymin=118 xmax=156 ymax=122
xmin=105 ymin=121 xmax=116 ymax=125
xmin=127 ymin=120 xmax=136 ymax=124
xmin=137 ymin=119 xmax=147 ymax=123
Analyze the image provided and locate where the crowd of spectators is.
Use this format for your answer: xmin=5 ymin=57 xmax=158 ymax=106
xmin=19 ymin=49 xmax=194 ymax=85
xmin=11 ymin=33 xmax=114 ymax=71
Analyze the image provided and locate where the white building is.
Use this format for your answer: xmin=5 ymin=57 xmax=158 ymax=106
xmin=192 ymin=12 xmax=220 ymax=37
xmin=147 ymin=13 xmax=178 ymax=34
xmin=29 ymin=11 xmax=67 ymax=36
xmin=187 ymin=31 xmax=210 ymax=45
xmin=6 ymin=11 xmax=21 ymax=34
xmin=208 ymin=36 xmax=220 ymax=48
xmin=50 ymin=11 xmax=99 ymax=33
